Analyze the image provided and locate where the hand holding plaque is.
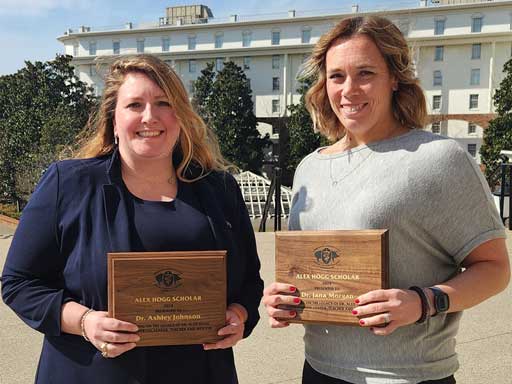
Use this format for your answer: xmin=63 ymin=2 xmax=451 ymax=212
xmin=275 ymin=230 xmax=388 ymax=325
xmin=108 ymin=251 xmax=226 ymax=346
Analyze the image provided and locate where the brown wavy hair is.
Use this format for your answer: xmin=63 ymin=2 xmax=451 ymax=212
xmin=301 ymin=15 xmax=427 ymax=141
xmin=75 ymin=54 xmax=228 ymax=181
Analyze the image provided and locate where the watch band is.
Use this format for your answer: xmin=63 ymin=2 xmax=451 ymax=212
xmin=409 ymin=286 xmax=429 ymax=324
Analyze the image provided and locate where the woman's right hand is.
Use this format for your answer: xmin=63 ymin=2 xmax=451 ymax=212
xmin=83 ymin=311 xmax=140 ymax=358
xmin=262 ymin=283 xmax=301 ymax=328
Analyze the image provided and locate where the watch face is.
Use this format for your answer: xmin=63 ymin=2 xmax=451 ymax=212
xmin=432 ymin=288 xmax=450 ymax=313
xmin=435 ymin=294 xmax=449 ymax=312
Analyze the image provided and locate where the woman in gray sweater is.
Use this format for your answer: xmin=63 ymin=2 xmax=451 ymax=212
xmin=263 ymin=15 xmax=510 ymax=384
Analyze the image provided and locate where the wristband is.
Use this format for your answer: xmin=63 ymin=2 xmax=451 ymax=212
xmin=408 ymin=286 xmax=429 ymax=324
xmin=228 ymin=304 xmax=247 ymax=324
xmin=80 ymin=308 xmax=95 ymax=342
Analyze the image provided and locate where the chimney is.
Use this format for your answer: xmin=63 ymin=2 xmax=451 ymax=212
xmin=352 ymin=4 xmax=359 ymax=13
xmin=420 ymin=0 xmax=428 ymax=7
xmin=125 ymin=22 xmax=132 ymax=30
xmin=230 ymin=14 xmax=238 ymax=22
xmin=288 ymin=10 xmax=296 ymax=18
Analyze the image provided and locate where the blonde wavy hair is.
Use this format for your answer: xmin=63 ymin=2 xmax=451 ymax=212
xmin=75 ymin=54 xmax=228 ymax=181
xmin=301 ymin=15 xmax=427 ymax=141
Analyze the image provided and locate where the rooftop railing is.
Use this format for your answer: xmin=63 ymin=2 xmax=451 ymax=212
xmin=61 ymin=1 xmax=450 ymax=36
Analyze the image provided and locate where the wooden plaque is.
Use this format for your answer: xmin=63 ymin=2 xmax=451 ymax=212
xmin=108 ymin=251 xmax=226 ymax=346
xmin=275 ymin=230 xmax=388 ymax=325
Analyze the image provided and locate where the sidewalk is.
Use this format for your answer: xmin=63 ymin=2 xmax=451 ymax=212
xmin=0 ymin=225 xmax=511 ymax=383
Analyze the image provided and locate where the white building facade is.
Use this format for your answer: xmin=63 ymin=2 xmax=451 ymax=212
xmin=58 ymin=1 xmax=512 ymax=163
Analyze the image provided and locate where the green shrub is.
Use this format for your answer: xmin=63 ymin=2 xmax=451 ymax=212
xmin=0 ymin=203 xmax=21 ymax=220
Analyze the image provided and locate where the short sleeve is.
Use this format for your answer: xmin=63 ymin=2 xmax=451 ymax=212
xmin=424 ymin=146 xmax=506 ymax=265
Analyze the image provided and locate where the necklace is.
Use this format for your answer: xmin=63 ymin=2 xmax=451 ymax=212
xmin=121 ymin=165 xmax=177 ymax=187
xmin=329 ymin=149 xmax=374 ymax=187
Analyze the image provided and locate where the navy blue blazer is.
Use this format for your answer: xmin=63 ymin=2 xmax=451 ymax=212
xmin=1 ymin=151 xmax=263 ymax=384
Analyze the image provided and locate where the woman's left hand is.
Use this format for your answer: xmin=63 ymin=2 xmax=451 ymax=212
xmin=352 ymin=288 xmax=423 ymax=336
xmin=203 ymin=305 xmax=246 ymax=350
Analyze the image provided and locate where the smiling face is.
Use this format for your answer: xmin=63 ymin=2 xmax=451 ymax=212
xmin=114 ymin=72 xmax=180 ymax=166
xmin=325 ymin=34 xmax=399 ymax=143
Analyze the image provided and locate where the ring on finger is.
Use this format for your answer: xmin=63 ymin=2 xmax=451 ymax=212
xmin=100 ymin=342 xmax=109 ymax=358
xmin=383 ymin=313 xmax=391 ymax=325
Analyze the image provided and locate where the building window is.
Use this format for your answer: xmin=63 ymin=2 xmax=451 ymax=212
xmin=272 ymin=55 xmax=280 ymax=69
xmin=272 ymin=77 xmax=280 ymax=91
xmin=216 ymin=58 xmax=224 ymax=71
xmin=433 ymin=95 xmax=442 ymax=110
xmin=271 ymin=31 xmax=280 ymax=45
xmin=472 ymin=43 xmax=481 ymax=59
xmin=188 ymin=60 xmax=196 ymax=73
xmin=471 ymin=16 xmax=483 ymax=33
xmin=73 ymin=43 xmax=79 ymax=57
xmin=113 ymin=41 xmax=120 ymax=55
xmin=88 ymin=41 xmax=96 ymax=56
xmin=215 ymin=33 xmax=223 ymax=49
xmin=302 ymin=28 xmax=311 ymax=44
xmin=470 ymin=69 xmax=480 ymax=86
xmin=243 ymin=56 xmax=251 ymax=70
xmin=431 ymin=122 xmax=441 ymax=134
xmin=162 ymin=38 xmax=170 ymax=52
xmin=137 ymin=40 xmax=144 ymax=53
xmin=189 ymin=80 xmax=195 ymax=95
xmin=468 ymin=122 xmax=477 ymax=135
xmin=188 ymin=36 xmax=196 ymax=50
xmin=433 ymin=70 xmax=442 ymax=86
xmin=467 ymin=143 xmax=477 ymax=157
xmin=434 ymin=46 xmax=444 ymax=61
xmin=272 ymin=99 xmax=280 ymax=113
xmin=434 ymin=19 xmax=445 ymax=35
xmin=242 ymin=31 xmax=251 ymax=47
xmin=469 ymin=94 xmax=479 ymax=109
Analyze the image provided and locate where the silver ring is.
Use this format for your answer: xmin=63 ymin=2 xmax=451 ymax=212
xmin=100 ymin=342 xmax=109 ymax=358
xmin=383 ymin=313 xmax=391 ymax=325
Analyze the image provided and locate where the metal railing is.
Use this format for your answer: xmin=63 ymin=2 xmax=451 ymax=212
xmin=233 ymin=170 xmax=292 ymax=228
xmin=259 ymin=166 xmax=284 ymax=232
xmin=494 ymin=162 xmax=512 ymax=230
xmin=63 ymin=1 xmax=439 ymax=35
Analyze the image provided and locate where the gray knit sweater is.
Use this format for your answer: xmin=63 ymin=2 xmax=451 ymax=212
xmin=289 ymin=129 xmax=506 ymax=384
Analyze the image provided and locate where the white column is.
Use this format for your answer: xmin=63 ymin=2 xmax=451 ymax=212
xmin=283 ymin=53 xmax=289 ymax=116
xmin=412 ymin=46 xmax=420 ymax=78
xmin=488 ymin=41 xmax=496 ymax=113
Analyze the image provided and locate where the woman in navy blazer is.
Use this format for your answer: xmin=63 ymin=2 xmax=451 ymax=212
xmin=1 ymin=54 xmax=263 ymax=383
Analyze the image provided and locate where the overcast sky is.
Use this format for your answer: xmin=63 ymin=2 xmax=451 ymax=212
xmin=0 ymin=0 xmax=424 ymax=75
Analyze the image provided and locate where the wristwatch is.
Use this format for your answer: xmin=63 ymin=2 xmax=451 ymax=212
xmin=428 ymin=287 xmax=450 ymax=316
